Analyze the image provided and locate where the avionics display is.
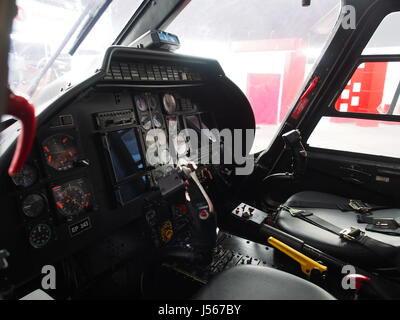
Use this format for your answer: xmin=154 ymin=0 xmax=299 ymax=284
xmin=106 ymin=128 xmax=144 ymax=182
xmin=104 ymin=128 xmax=148 ymax=204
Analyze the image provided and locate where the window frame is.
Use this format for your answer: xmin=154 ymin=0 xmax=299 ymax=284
xmin=306 ymin=55 xmax=400 ymax=161
xmin=324 ymin=55 xmax=400 ymax=123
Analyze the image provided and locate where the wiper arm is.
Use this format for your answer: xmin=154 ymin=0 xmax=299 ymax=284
xmin=69 ymin=0 xmax=113 ymax=56
xmin=26 ymin=0 xmax=101 ymax=97
xmin=0 ymin=117 xmax=17 ymax=132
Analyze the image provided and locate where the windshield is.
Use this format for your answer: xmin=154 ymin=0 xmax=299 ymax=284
xmin=166 ymin=0 xmax=341 ymax=153
xmin=8 ymin=0 xmax=143 ymax=101
xmin=8 ymin=0 xmax=341 ymax=154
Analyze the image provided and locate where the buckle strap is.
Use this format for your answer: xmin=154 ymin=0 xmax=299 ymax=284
xmin=348 ymin=199 xmax=371 ymax=213
xmin=339 ymin=227 xmax=365 ymax=241
xmin=278 ymin=205 xmax=398 ymax=264
xmin=286 ymin=198 xmax=389 ymax=214
xmin=339 ymin=199 xmax=389 ymax=214
xmin=281 ymin=205 xmax=364 ymax=242
xmin=279 ymin=205 xmax=313 ymax=218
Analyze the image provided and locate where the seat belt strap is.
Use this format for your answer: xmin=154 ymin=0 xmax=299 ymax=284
xmin=279 ymin=206 xmax=398 ymax=266
xmin=283 ymin=206 xmax=400 ymax=237
xmin=282 ymin=200 xmax=399 ymax=236
xmin=287 ymin=199 xmax=390 ymax=214
xmin=280 ymin=205 xmax=364 ymax=241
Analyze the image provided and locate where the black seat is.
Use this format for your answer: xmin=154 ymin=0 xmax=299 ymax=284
xmin=195 ymin=265 xmax=335 ymax=300
xmin=276 ymin=191 xmax=400 ymax=269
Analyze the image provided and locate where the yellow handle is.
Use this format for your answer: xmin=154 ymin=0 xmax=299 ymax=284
xmin=268 ymin=237 xmax=327 ymax=276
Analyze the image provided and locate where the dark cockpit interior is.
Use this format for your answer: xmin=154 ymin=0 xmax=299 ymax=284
xmin=2 ymin=0 xmax=400 ymax=303
xmin=1 ymin=45 xmax=261 ymax=299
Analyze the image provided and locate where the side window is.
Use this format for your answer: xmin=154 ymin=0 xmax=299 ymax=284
xmin=335 ymin=62 xmax=400 ymax=115
xmin=309 ymin=60 xmax=400 ymax=158
xmin=308 ymin=11 xmax=400 ymax=159
xmin=308 ymin=117 xmax=400 ymax=158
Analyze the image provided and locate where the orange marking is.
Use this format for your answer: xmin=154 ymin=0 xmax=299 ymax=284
xmin=47 ymin=155 xmax=52 ymax=163
xmin=43 ymin=146 xmax=50 ymax=152
xmin=56 ymin=201 xmax=63 ymax=209
xmin=62 ymin=137 xmax=68 ymax=143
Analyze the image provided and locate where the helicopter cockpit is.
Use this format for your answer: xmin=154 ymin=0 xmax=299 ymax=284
xmin=2 ymin=0 xmax=400 ymax=303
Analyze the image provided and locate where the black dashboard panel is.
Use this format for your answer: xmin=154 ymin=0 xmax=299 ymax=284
xmin=0 ymin=47 xmax=254 ymax=288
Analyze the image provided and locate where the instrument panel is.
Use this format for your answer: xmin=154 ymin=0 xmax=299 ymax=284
xmin=1 ymin=49 xmax=255 ymax=288
xmin=8 ymin=88 xmax=214 ymax=255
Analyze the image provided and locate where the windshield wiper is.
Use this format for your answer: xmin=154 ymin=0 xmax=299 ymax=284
xmin=26 ymin=0 xmax=109 ymax=97
xmin=69 ymin=0 xmax=113 ymax=56
xmin=0 ymin=117 xmax=17 ymax=132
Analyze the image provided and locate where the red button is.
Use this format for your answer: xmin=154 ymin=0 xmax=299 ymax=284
xmin=199 ymin=209 xmax=209 ymax=219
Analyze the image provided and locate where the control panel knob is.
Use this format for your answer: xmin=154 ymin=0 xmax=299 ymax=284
xmin=75 ymin=159 xmax=90 ymax=167
xmin=199 ymin=209 xmax=209 ymax=220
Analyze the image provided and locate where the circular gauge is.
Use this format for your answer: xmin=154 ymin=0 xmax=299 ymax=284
xmin=22 ymin=194 xmax=46 ymax=218
xmin=167 ymin=118 xmax=186 ymax=155
xmin=147 ymin=95 xmax=158 ymax=110
xmin=158 ymin=147 xmax=171 ymax=165
xmin=141 ymin=115 xmax=152 ymax=130
xmin=174 ymin=135 xmax=187 ymax=155
xmin=134 ymin=95 xmax=148 ymax=112
xmin=11 ymin=164 xmax=38 ymax=187
xmin=145 ymin=129 xmax=167 ymax=148
xmin=145 ymin=130 xmax=169 ymax=166
xmin=153 ymin=113 xmax=163 ymax=128
xmin=52 ymin=179 xmax=92 ymax=218
xmin=42 ymin=134 xmax=78 ymax=171
xmin=146 ymin=151 xmax=159 ymax=166
xmin=29 ymin=223 xmax=52 ymax=248
xmin=163 ymin=94 xmax=176 ymax=114
xmin=146 ymin=147 xmax=170 ymax=166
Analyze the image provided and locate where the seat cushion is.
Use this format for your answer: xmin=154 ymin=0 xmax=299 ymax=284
xmin=194 ymin=265 xmax=335 ymax=300
xmin=276 ymin=191 xmax=400 ymax=268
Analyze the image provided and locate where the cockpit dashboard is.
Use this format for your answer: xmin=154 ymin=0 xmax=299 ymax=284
xmin=0 ymin=47 xmax=254 ymax=289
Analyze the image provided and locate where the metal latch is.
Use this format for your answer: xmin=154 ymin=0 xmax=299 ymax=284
xmin=349 ymin=200 xmax=371 ymax=214
xmin=372 ymin=218 xmax=400 ymax=230
xmin=280 ymin=205 xmax=312 ymax=218
xmin=340 ymin=227 xmax=364 ymax=241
